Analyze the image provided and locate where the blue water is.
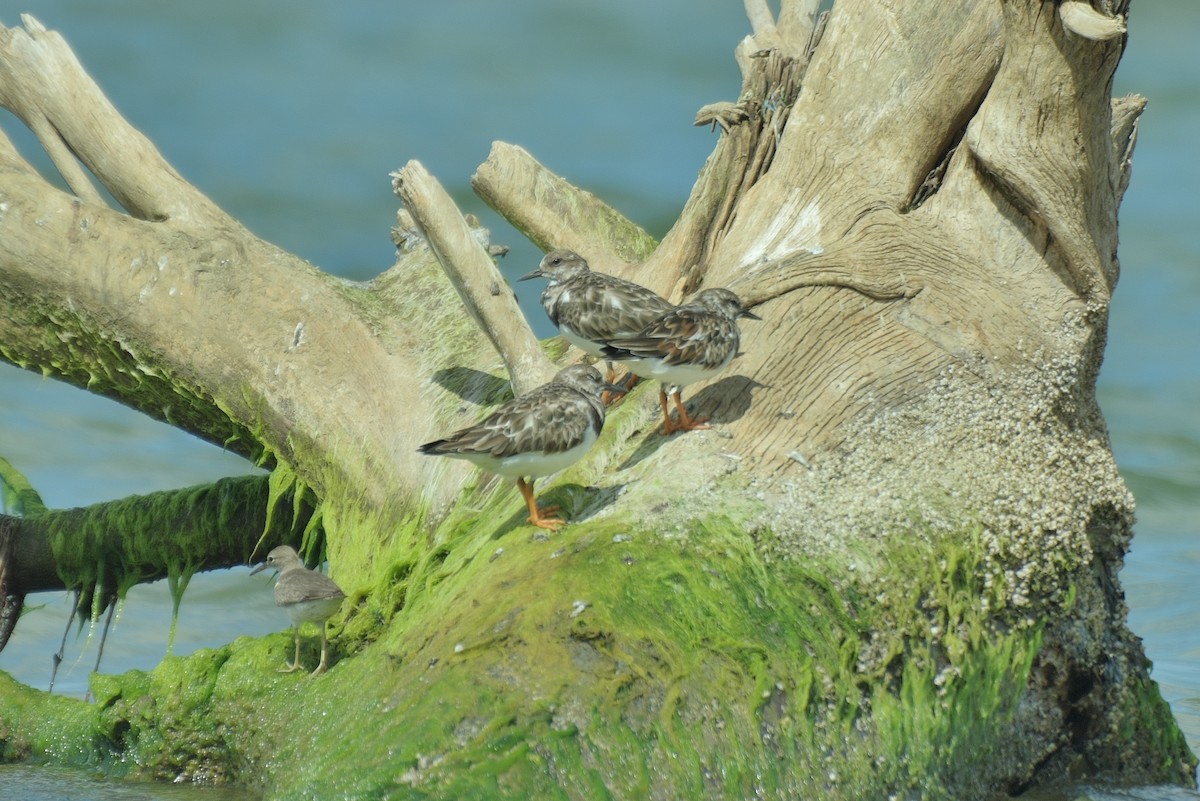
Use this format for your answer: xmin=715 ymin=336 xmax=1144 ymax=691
xmin=0 ymin=1 xmax=1197 ymax=799
xmin=0 ymin=764 xmax=257 ymax=801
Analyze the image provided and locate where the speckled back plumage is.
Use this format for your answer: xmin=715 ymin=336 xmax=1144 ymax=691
xmin=521 ymin=249 xmax=673 ymax=355
xmin=601 ymin=288 xmax=751 ymax=372
xmin=418 ymin=363 xmax=608 ymax=463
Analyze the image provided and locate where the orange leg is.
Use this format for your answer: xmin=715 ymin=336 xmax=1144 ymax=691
xmin=517 ymin=477 xmax=565 ymax=531
xmin=658 ymin=388 xmax=678 ymax=435
xmin=601 ymin=362 xmax=635 ymax=406
xmin=667 ymin=388 xmax=710 ymax=434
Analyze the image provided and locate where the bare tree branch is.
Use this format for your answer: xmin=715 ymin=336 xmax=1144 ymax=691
xmin=471 ymin=142 xmax=658 ymax=275
xmin=744 ymin=0 xmax=778 ymax=41
xmin=393 ymin=160 xmax=556 ymax=396
xmin=0 ymin=14 xmax=221 ymax=222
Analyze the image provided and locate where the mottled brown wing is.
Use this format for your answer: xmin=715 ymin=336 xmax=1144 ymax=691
xmin=554 ymin=274 xmax=674 ymax=342
xmin=603 ymin=306 xmax=738 ymax=369
xmin=420 ymin=384 xmax=600 ymax=458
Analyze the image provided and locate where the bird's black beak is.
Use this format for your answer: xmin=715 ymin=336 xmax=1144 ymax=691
xmin=603 ymin=382 xmax=627 ymax=396
xmin=249 ymin=562 xmax=269 ymax=575
xmin=518 ymin=267 xmax=543 ymax=281
xmin=740 ymin=308 xmax=762 ymax=321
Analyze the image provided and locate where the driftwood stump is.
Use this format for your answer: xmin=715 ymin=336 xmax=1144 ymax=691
xmin=1 ymin=2 xmax=1192 ymax=798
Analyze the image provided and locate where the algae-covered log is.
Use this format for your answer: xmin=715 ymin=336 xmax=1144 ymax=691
xmin=1 ymin=473 xmax=309 ymax=597
xmin=0 ymin=468 xmax=315 ymax=657
xmin=1 ymin=0 xmax=1195 ymax=799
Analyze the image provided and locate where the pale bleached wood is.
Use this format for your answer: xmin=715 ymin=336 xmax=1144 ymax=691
xmin=1110 ymin=94 xmax=1146 ymax=204
xmin=0 ymin=1 xmax=1184 ymax=793
xmin=963 ymin=0 xmax=1125 ymax=307
xmin=776 ymin=0 xmax=822 ymax=50
xmin=744 ymin=0 xmax=779 ymax=45
xmin=0 ymin=15 xmax=222 ymax=223
xmin=1060 ymin=1 xmax=1126 ymax=40
xmin=0 ymin=16 xmax=493 ymax=520
xmin=471 ymin=142 xmax=658 ymax=277
xmin=394 ymin=160 xmax=555 ymax=397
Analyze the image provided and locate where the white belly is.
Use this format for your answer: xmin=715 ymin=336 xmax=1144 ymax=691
xmin=282 ymin=596 xmax=343 ymax=626
xmin=558 ymin=325 xmax=607 ymax=358
xmin=620 ymin=357 xmax=728 ymax=388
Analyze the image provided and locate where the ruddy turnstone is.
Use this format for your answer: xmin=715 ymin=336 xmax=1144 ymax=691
xmin=251 ymin=545 xmax=346 ymax=676
xmin=519 ymin=249 xmax=674 ymax=384
xmin=418 ymin=363 xmax=620 ymax=530
xmin=601 ymin=288 xmax=760 ymax=435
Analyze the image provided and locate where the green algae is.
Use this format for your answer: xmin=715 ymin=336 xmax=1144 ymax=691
xmin=2 ymin=363 xmax=1193 ymax=797
xmin=2 ymin=347 xmax=1191 ymax=798
xmin=0 ymin=672 xmax=96 ymax=767
xmin=91 ymin=648 xmax=236 ymax=782
xmin=0 ymin=456 xmax=47 ymax=517
xmin=0 ymin=300 xmax=264 ymax=466
xmin=1118 ymin=672 xmax=1196 ymax=779
xmin=1 ymin=493 xmax=1187 ymax=800
xmin=21 ymin=474 xmax=309 ymax=635
xmin=252 ymin=513 xmax=1049 ymax=800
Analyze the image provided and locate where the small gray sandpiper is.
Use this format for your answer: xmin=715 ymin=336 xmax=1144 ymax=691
xmin=251 ymin=545 xmax=346 ymax=676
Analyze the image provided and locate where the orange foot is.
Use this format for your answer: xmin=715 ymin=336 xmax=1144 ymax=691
xmin=658 ymin=390 xmax=711 ymax=435
xmin=528 ymin=508 xmax=566 ymax=531
xmin=661 ymin=415 xmax=712 ymax=436
xmin=601 ymin=368 xmax=634 ymax=406
xmin=517 ymin=478 xmax=566 ymax=530
xmin=601 ymin=389 xmax=624 ymax=406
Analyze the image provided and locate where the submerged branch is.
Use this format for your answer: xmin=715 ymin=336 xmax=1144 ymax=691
xmin=0 ymin=473 xmax=309 ymax=653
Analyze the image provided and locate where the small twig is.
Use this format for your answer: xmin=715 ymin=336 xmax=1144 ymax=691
xmin=48 ymin=589 xmax=79 ymax=693
xmin=91 ymin=595 xmax=117 ymax=675
xmin=393 ymin=160 xmax=556 ymax=397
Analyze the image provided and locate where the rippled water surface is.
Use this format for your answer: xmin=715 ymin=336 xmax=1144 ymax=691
xmin=0 ymin=1 xmax=1196 ymax=799
xmin=0 ymin=764 xmax=258 ymax=801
